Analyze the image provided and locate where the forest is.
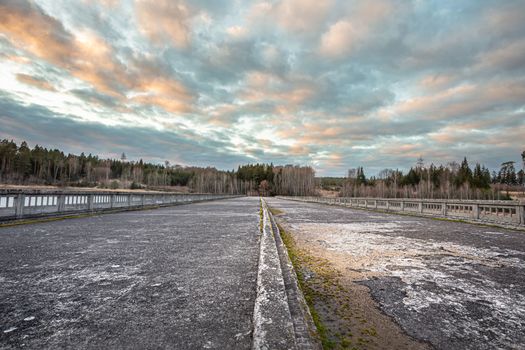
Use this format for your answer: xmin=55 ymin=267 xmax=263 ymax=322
xmin=1 ymin=139 xmax=523 ymax=199
xmin=341 ymin=155 xmax=525 ymax=200
xmin=0 ymin=139 xmax=316 ymax=196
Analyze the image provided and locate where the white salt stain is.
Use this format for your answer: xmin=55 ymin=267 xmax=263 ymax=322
xmin=234 ymin=330 xmax=251 ymax=339
xmin=151 ymin=283 xmax=162 ymax=287
xmin=72 ymin=265 xmax=144 ymax=285
xmin=3 ymin=327 xmax=17 ymax=333
xmin=296 ymin=222 xmax=525 ymax=348
xmin=23 ymin=316 xmax=35 ymax=321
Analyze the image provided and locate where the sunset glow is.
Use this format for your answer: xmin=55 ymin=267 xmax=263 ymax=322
xmin=1 ymin=0 xmax=524 ymax=175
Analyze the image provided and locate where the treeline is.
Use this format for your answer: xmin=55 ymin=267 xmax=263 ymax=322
xmin=342 ymin=155 xmax=525 ymax=200
xmin=0 ymin=140 xmax=199 ymax=188
xmin=0 ymin=139 xmax=316 ymax=195
xmin=190 ymin=163 xmax=317 ymax=196
xmin=318 ymin=177 xmax=346 ymax=191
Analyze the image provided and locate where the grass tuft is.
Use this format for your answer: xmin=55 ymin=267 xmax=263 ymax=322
xmin=279 ymin=222 xmax=338 ymax=349
xmin=269 ymin=207 xmax=285 ymax=216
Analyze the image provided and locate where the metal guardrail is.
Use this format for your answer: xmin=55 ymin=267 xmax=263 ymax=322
xmin=0 ymin=190 xmax=239 ymax=221
xmin=278 ymin=196 xmax=525 ymax=227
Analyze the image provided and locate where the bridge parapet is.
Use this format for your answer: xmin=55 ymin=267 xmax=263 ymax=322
xmin=278 ymin=196 xmax=525 ymax=228
xmin=0 ymin=190 xmax=239 ymax=221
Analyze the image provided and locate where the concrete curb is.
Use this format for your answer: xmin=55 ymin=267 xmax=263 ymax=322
xmin=252 ymin=199 xmax=296 ymax=350
xmin=268 ymin=204 xmax=323 ymax=350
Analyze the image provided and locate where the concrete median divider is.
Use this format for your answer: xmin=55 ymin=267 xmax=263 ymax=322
xmin=252 ymin=198 xmax=321 ymax=350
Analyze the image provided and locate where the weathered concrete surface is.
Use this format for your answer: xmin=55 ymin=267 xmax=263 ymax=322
xmin=252 ymin=200 xmax=296 ymax=350
xmin=267 ymin=206 xmax=322 ymax=350
xmin=266 ymin=197 xmax=525 ymax=350
xmin=0 ymin=197 xmax=260 ymax=349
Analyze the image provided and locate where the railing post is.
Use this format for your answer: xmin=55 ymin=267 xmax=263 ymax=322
xmin=127 ymin=194 xmax=131 ymax=208
xmin=58 ymin=194 xmax=65 ymax=213
xmin=110 ymin=194 xmax=115 ymax=208
xmin=400 ymin=201 xmax=404 ymax=212
xmin=88 ymin=194 xmax=94 ymax=211
xmin=442 ymin=203 xmax=447 ymax=217
xmin=519 ymin=204 xmax=524 ymax=226
xmin=419 ymin=201 xmax=423 ymax=213
xmin=15 ymin=193 xmax=25 ymax=219
xmin=386 ymin=200 xmax=390 ymax=211
xmin=472 ymin=204 xmax=479 ymax=220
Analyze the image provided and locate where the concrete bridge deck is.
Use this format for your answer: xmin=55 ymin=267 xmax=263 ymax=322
xmin=266 ymin=197 xmax=525 ymax=350
xmin=2 ymin=196 xmax=524 ymax=349
xmin=1 ymin=197 xmax=262 ymax=349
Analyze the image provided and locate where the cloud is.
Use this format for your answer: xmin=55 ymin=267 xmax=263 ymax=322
xmin=1 ymin=0 xmax=525 ymax=175
xmin=474 ymin=39 xmax=525 ymax=72
xmin=0 ymin=93 xmax=248 ymax=167
xmin=320 ymin=20 xmax=356 ymax=57
xmin=383 ymin=80 xmax=525 ymax=122
xmin=95 ymin=0 xmax=120 ymax=8
xmin=274 ymin=0 xmax=333 ymax=34
xmin=70 ymin=88 xmax=119 ymax=108
xmin=0 ymin=1 xmax=128 ymax=95
xmin=319 ymin=0 xmax=393 ymax=58
xmin=135 ymin=0 xmax=192 ymax=48
xmin=0 ymin=0 xmax=74 ymax=65
xmin=226 ymin=25 xmax=248 ymax=39
xmin=16 ymin=73 xmax=56 ymax=91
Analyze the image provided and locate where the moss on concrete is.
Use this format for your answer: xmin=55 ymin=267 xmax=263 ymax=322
xmin=269 ymin=207 xmax=285 ymax=216
xmin=278 ymin=222 xmax=378 ymax=349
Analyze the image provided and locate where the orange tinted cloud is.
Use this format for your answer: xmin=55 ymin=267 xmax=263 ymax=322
xmin=96 ymin=0 xmax=120 ymax=7
xmin=0 ymin=2 xmax=128 ymax=96
xmin=0 ymin=1 xmax=195 ymax=113
xmin=387 ymin=81 xmax=525 ymax=122
xmin=72 ymin=31 xmax=133 ymax=97
xmin=319 ymin=1 xmax=392 ymax=57
xmin=419 ymin=74 xmax=454 ymax=91
xmin=16 ymin=73 xmax=56 ymax=91
xmin=275 ymin=0 xmax=333 ymax=33
xmin=0 ymin=1 xmax=73 ymax=65
xmin=129 ymin=76 xmax=194 ymax=113
xmin=240 ymin=71 xmax=316 ymax=111
xmin=288 ymin=144 xmax=310 ymax=156
xmin=135 ymin=0 xmax=192 ymax=48
xmin=246 ymin=0 xmax=333 ymax=36
xmin=320 ymin=20 xmax=356 ymax=57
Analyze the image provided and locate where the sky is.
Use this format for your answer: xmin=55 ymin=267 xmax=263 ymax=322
xmin=0 ymin=0 xmax=524 ymax=176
